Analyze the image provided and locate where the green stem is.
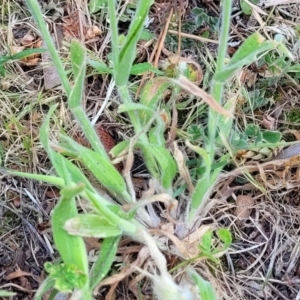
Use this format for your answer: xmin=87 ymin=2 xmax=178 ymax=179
xmin=207 ymin=0 xmax=232 ymax=162
xmin=26 ymin=0 xmax=71 ymax=96
xmin=71 ymin=107 xmax=109 ymax=160
xmin=85 ymin=190 xmax=137 ymax=234
xmin=189 ymin=1 xmax=232 ymax=223
xmin=118 ymin=85 xmax=148 ymax=144
xmin=107 ymin=0 xmax=120 ymax=70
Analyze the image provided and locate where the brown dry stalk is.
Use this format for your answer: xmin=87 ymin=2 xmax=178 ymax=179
xmin=222 ymin=154 xmax=300 ymax=179
xmin=174 ymin=76 xmax=232 ymax=117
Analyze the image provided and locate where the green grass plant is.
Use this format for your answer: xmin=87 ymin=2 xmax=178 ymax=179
xmin=6 ymin=0 xmax=296 ymax=299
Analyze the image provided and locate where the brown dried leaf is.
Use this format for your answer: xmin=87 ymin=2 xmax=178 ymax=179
xmin=159 ymin=110 xmax=170 ymax=127
xmin=34 ymin=39 xmax=43 ymax=48
xmin=98 ymin=247 xmax=150 ymax=287
xmin=12 ymin=35 xmax=43 ymax=66
xmin=62 ymin=15 xmax=80 ymax=39
xmin=20 ymin=276 xmax=32 ymax=291
xmin=175 ymin=76 xmax=232 ymax=117
xmin=5 ymin=267 xmax=40 ymax=283
xmin=85 ymin=25 xmax=102 ymax=40
xmin=151 ymin=228 xmax=190 ymax=259
xmin=105 ymin=282 xmax=118 ymax=300
xmin=182 ymin=225 xmax=211 ymax=256
xmin=84 ymin=237 xmax=101 ymax=252
xmin=42 ymin=26 xmax=64 ymax=89
xmin=37 ymin=222 xmax=51 ymax=231
xmin=22 ymin=57 xmax=40 ymax=65
xmin=20 ymin=33 xmax=35 ymax=46
xmin=96 ymin=126 xmax=116 ymax=154
xmin=261 ymin=113 xmax=276 ymax=130
xmin=173 ymin=142 xmax=194 ymax=194
xmin=239 ymin=69 xmax=257 ymax=88
xmin=161 ymin=223 xmax=174 ymax=234
xmin=10 ymin=46 xmax=25 ymax=54
xmin=45 ymin=188 xmax=60 ymax=199
xmin=282 ymin=129 xmax=300 ymax=141
xmin=264 ymin=0 xmax=300 ymax=7
xmin=235 ymin=195 xmax=254 ymax=220
xmin=12 ymin=196 xmax=21 ymax=208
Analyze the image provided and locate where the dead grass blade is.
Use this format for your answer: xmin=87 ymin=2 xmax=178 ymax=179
xmin=173 ymin=141 xmax=194 ymax=194
xmin=172 ymin=76 xmax=232 ymax=117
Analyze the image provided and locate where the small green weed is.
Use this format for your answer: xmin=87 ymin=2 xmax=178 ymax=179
xmin=191 ymin=7 xmax=219 ymax=30
xmin=287 ymin=108 xmax=300 ymax=130
xmin=240 ymin=0 xmax=259 ymax=15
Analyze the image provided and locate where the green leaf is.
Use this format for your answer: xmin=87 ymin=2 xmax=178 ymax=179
xmin=190 ymin=174 xmax=210 ymax=218
xmin=64 ymin=214 xmax=122 ymax=238
xmin=8 ymin=171 xmax=65 ymax=187
xmin=148 ymin=123 xmax=165 ymax=147
xmin=26 ymin=0 xmax=71 ymax=95
xmin=114 ymin=0 xmax=154 ymax=85
xmin=214 ymin=33 xmax=276 ymax=82
xmin=34 ymin=277 xmax=56 ymax=300
xmin=262 ymin=131 xmax=282 ymax=143
xmin=39 ymin=104 xmax=59 ymax=163
xmin=38 ymin=106 xmax=98 ymax=193
xmin=255 ymin=131 xmax=263 ymax=145
xmin=110 ymin=140 xmax=130 ymax=158
xmin=130 ymin=62 xmax=164 ymax=75
xmin=89 ymin=0 xmax=106 ymax=14
xmin=186 ymin=141 xmax=213 ymax=220
xmin=60 ymin=135 xmax=129 ymax=198
xmin=274 ymin=34 xmax=294 ymax=60
xmin=52 ymin=185 xmax=88 ymax=274
xmin=139 ymin=143 xmax=177 ymax=189
xmin=217 ymin=96 xmax=236 ymax=146
xmin=118 ymin=102 xmax=155 ymax=114
xmin=240 ymin=0 xmax=252 ymax=15
xmin=140 ymin=29 xmax=154 ymax=41
xmin=186 ymin=143 xmax=211 ymax=168
xmin=245 ymin=124 xmax=260 ymax=136
xmin=286 ymin=64 xmax=300 ymax=73
xmin=0 ymin=48 xmax=47 ymax=65
xmin=90 ymin=236 xmax=121 ymax=289
xmin=201 ymin=230 xmax=213 ymax=252
xmin=230 ymin=130 xmax=248 ymax=149
xmin=139 ymin=145 xmax=160 ymax=179
xmin=56 ymin=153 xmax=97 ymax=192
xmin=187 ymin=124 xmax=203 ymax=141
xmin=39 ymin=106 xmax=96 ymax=192
xmin=188 ymin=269 xmax=217 ymax=300
xmin=216 ymin=228 xmax=232 ymax=249
xmin=69 ymin=41 xmax=86 ymax=109
xmin=230 ymin=32 xmax=266 ymax=65
xmin=88 ymin=58 xmax=112 ymax=74
xmin=45 ymin=262 xmax=88 ymax=293
xmin=0 ymin=65 xmax=5 ymax=76
xmin=0 ymin=290 xmax=16 ymax=296
xmin=139 ymin=78 xmax=171 ymax=125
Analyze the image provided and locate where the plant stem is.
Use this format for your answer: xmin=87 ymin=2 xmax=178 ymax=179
xmin=207 ymin=0 xmax=232 ymax=161
xmin=118 ymin=85 xmax=148 ymax=144
xmin=107 ymin=0 xmax=120 ymax=70
xmin=71 ymin=107 xmax=109 ymax=160
xmin=189 ymin=1 xmax=232 ymax=223
xmin=26 ymin=0 xmax=71 ymax=96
